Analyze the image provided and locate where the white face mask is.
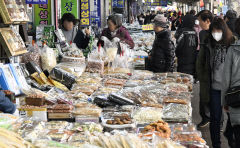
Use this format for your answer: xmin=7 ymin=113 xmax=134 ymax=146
xmin=212 ymin=32 xmax=223 ymax=42
xmin=195 ymin=20 xmax=199 ymax=25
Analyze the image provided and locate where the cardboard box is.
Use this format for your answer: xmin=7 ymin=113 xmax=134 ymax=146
xmin=18 ymin=107 xmax=47 ymax=121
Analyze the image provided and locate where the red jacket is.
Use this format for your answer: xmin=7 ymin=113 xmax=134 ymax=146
xmin=98 ymin=26 xmax=135 ymax=49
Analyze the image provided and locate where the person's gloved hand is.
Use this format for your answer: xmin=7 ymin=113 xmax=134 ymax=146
xmin=112 ymin=37 xmax=120 ymax=43
xmin=101 ymin=36 xmax=108 ymax=41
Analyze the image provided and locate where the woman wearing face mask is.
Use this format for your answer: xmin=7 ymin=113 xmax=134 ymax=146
xmin=222 ymin=18 xmax=240 ymax=148
xmin=98 ymin=15 xmax=134 ymax=49
xmin=149 ymin=15 xmax=175 ymax=72
xmin=197 ymin=17 xmax=237 ymax=148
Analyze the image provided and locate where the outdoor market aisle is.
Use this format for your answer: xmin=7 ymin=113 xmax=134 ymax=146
xmin=192 ymin=84 xmax=228 ymax=148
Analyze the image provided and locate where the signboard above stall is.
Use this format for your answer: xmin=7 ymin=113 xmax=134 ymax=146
xmin=80 ymin=0 xmax=90 ymax=26
xmin=113 ymin=0 xmax=124 ymax=8
xmin=34 ymin=3 xmax=52 ymax=26
xmin=26 ymin=0 xmax=48 ymax=4
xmin=91 ymin=0 xmax=101 ymax=27
xmin=61 ymin=0 xmax=78 ymax=18
xmin=144 ymin=0 xmax=168 ymax=6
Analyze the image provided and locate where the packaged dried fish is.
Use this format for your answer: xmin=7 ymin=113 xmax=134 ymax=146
xmin=162 ymin=103 xmax=190 ymax=122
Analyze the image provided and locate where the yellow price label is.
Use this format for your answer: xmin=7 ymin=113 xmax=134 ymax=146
xmin=142 ymin=24 xmax=153 ymax=31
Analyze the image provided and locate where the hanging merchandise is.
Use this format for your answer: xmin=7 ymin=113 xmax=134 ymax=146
xmin=61 ymin=0 xmax=78 ymax=18
xmin=0 ymin=0 xmax=29 ymax=24
xmin=0 ymin=28 xmax=27 ymax=57
xmin=36 ymin=25 xmax=55 ymax=48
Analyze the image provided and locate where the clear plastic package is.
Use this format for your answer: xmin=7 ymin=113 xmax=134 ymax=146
xmin=162 ymin=103 xmax=190 ymax=122
xmin=22 ymin=43 xmax=41 ymax=68
xmin=56 ymin=62 xmax=86 ymax=78
xmin=133 ymin=107 xmax=163 ymax=124
xmin=73 ymin=103 xmax=102 ymax=117
xmin=152 ymin=136 xmax=185 ymax=148
xmin=86 ymin=50 xmax=104 ymax=74
xmin=61 ymin=44 xmax=86 ymax=64
xmin=131 ymin=70 xmax=154 ymax=80
xmin=41 ymin=45 xmax=57 ymax=72
xmin=54 ymin=29 xmax=70 ymax=50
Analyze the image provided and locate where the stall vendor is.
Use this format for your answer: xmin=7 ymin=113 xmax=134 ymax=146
xmin=61 ymin=13 xmax=90 ymax=49
xmin=98 ymin=15 xmax=135 ymax=49
xmin=0 ymin=91 xmax=16 ymax=114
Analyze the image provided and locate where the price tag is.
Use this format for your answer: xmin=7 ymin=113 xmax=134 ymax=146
xmin=142 ymin=24 xmax=153 ymax=31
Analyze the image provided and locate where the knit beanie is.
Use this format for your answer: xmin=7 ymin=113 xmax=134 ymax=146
xmin=154 ymin=14 xmax=168 ymax=28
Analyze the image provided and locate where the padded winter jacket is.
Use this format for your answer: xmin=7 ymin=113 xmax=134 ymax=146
xmin=221 ymin=40 xmax=240 ymax=126
xmin=175 ymin=28 xmax=198 ymax=75
xmin=150 ymin=29 xmax=175 ymax=72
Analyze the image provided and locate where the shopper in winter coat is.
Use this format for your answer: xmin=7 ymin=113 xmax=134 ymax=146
xmin=98 ymin=15 xmax=134 ymax=49
xmin=137 ymin=13 xmax=145 ymax=25
xmin=0 ymin=91 xmax=16 ymax=114
xmin=61 ymin=13 xmax=90 ymax=49
xmin=150 ymin=11 xmax=156 ymax=22
xmin=149 ymin=15 xmax=175 ymax=73
xmin=144 ymin=11 xmax=152 ymax=25
xmin=175 ymin=14 xmax=198 ymax=75
xmin=197 ymin=17 xmax=237 ymax=148
xmin=171 ymin=14 xmax=177 ymax=31
xmin=222 ymin=18 xmax=240 ymax=148
xmin=225 ymin=10 xmax=237 ymax=34
xmin=196 ymin=10 xmax=213 ymax=129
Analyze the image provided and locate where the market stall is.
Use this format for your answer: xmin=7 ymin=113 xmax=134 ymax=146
xmin=0 ymin=2 xmax=209 ymax=147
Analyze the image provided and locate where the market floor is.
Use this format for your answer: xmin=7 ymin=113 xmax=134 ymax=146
xmin=192 ymin=84 xmax=229 ymax=148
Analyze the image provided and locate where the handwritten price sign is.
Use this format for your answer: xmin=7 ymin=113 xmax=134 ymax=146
xmin=142 ymin=24 xmax=153 ymax=31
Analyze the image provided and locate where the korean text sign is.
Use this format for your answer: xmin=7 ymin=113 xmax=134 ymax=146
xmin=34 ymin=3 xmax=52 ymax=26
xmin=113 ymin=0 xmax=124 ymax=8
xmin=91 ymin=0 xmax=101 ymax=27
xmin=61 ymin=0 xmax=78 ymax=18
xmin=81 ymin=0 xmax=90 ymax=26
xmin=145 ymin=0 xmax=168 ymax=6
xmin=142 ymin=24 xmax=153 ymax=31
xmin=26 ymin=0 xmax=48 ymax=4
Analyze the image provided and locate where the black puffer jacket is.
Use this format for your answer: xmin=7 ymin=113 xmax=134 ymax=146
xmin=150 ymin=29 xmax=175 ymax=72
xmin=175 ymin=28 xmax=198 ymax=75
xmin=227 ymin=18 xmax=237 ymax=34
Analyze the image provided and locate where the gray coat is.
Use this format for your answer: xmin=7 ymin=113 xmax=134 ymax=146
xmin=222 ymin=40 xmax=240 ymax=126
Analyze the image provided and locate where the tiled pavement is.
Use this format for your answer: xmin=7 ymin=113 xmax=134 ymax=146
xmin=192 ymin=84 xmax=229 ymax=148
